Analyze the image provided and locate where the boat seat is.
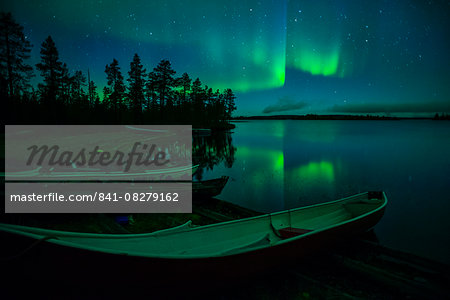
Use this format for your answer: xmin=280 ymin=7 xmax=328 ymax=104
xmin=278 ymin=227 xmax=313 ymax=239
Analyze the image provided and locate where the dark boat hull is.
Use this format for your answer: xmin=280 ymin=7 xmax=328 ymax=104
xmin=193 ymin=176 xmax=229 ymax=199
xmin=0 ymin=205 xmax=385 ymax=285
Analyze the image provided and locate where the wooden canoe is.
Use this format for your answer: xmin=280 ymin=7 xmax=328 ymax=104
xmin=0 ymin=192 xmax=387 ymax=283
xmin=193 ymin=176 xmax=229 ymax=198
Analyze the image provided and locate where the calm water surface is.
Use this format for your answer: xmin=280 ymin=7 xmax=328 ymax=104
xmin=202 ymin=120 xmax=450 ymax=264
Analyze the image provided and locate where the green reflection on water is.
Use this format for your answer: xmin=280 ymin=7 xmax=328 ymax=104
xmin=295 ymin=161 xmax=335 ymax=183
xmin=275 ymin=152 xmax=284 ymax=170
xmin=231 ymin=146 xmax=285 ymax=209
xmin=237 ymin=147 xmax=284 ymax=173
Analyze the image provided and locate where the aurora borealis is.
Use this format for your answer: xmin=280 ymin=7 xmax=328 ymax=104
xmin=1 ymin=0 xmax=449 ymax=116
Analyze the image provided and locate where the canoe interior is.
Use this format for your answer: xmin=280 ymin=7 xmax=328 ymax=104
xmin=0 ymin=192 xmax=386 ymax=259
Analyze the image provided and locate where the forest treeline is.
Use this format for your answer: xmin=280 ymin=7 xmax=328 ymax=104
xmin=1 ymin=12 xmax=236 ymax=127
xmin=433 ymin=113 xmax=450 ymax=120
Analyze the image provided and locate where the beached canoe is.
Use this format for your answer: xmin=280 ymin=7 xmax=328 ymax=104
xmin=193 ymin=176 xmax=229 ymax=198
xmin=0 ymin=191 xmax=386 ymax=282
xmin=192 ymin=128 xmax=211 ymax=137
xmin=4 ymin=164 xmax=199 ymax=180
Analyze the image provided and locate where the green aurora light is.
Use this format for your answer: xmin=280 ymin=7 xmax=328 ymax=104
xmin=2 ymin=0 xmax=449 ymax=113
xmin=292 ymin=44 xmax=341 ymax=77
xmin=287 ymin=2 xmax=345 ymax=77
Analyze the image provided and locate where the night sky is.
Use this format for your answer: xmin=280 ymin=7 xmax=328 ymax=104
xmin=2 ymin=0 xmax=450 ymax=116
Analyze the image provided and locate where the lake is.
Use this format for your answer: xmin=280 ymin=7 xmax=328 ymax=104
xmin=199 ymin=120 xmax=450 ymax=264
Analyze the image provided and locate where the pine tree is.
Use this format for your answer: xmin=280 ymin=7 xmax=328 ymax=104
xmin=88 ymin=80 xmax=98 ymax=107
xmin=60 ymin=63 xmax=71 ymax=103
xmin=153 ymin=59 xmax=176 ymax=109
xmin=191 ymin=77 xmax=204 ymax=112
xmin=145 ymin=71 xmax=158 ymax=111
xmin=179 ymin=72 xmax=191 ymax=106
xmin=72 ymin=70 xmax=86 ymax=98
xmin=223 ymin=88 xmax=236 ymax=120
xmin=35 ymin=36 xmax=63 ymax=103
xmin=127 ymin=53 xmax=146 ymax=117
xmin=0 ymin=12 xmax=33 ymax=97
xmin=70 ymin=70 xmax=87 ymax=110
xmin=205 ymin=86 xmax=213 ymax=107
xmin=103 ymin=86 xmax=111 ymax=107
xmin=104 ymin=58 xmax=125 ymax=113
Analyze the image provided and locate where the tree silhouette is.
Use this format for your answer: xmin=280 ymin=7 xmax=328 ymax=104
xmin=191 ymin=77 xmax=204 ymax=114
xmin=5 ymin=12 xmax=237 ymax=128
xmin=72 ymin=71 xmax=86 ymax=97
xmin=88 ymin=79 xmax=98 ymax=108
xmin=223 ymin=88 xmax=237 ymax=119
xmin=153 ymin=59 xmax=176 ymax=110
xmin=127 ymin=53 xmax=146 ymax=119
xmin=178 ymin=72 xmax=191 ymax=107
xmin=0 ymin=12 xmax=33 ymax=97
xmin=60 ymin=63 xmax=71 ymax=103
xmin=71 ymin=70 xmax=88 ymax=109
xmin=145 ymin=71 xmax=158 ymax=112
xmin=35 ymin=35 xmax=64 ymax=119
xmin=104 ymin=58 xmax=125 ymax=117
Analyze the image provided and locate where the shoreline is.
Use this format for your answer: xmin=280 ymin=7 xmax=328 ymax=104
xmin=232 ymin=114 xmax=439 ymax=121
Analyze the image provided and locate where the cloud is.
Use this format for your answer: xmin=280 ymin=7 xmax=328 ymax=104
xmin=262 ymin=96 xmax=307 ymax=114
xmin=329 ymin=101 xmax=450 ymax=113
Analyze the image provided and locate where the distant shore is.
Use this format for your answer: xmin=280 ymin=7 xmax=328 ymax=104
xmin=232 ymin=114 xmax=449 ymax=121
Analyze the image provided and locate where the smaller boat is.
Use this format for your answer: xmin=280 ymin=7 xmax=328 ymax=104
xmin=193 ymin=176 xmax=229 ymax=198
xmin=4 ymin=164 xmax=199 ymax=180
xmin=192 ymin=128 xmax=211 ymax=137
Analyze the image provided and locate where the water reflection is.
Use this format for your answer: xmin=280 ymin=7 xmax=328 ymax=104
xmin=199 ymin=121 xmax=342 ymax=211
xmin=192 ymin=131 xmax=236 ymax=180
xmin=201 ymin=120 xmax=450 ymax=264
xmin=233 ymin=147 xmax=284 ymax=211
xmin=285 ymin=160 xmax=336 ymax=209
xmin=295 ymin=161 xmax=335 ymax=183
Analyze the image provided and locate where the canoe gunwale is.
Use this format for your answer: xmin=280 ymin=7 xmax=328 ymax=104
xmin=0 ymin=220 xmax=195 ymax=239
xmin=4 ymin=164 xmax=199 ymax=178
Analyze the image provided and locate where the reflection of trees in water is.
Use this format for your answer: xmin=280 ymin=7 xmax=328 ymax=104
xmin=193 ymin=131 xmax=236 ymax=180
